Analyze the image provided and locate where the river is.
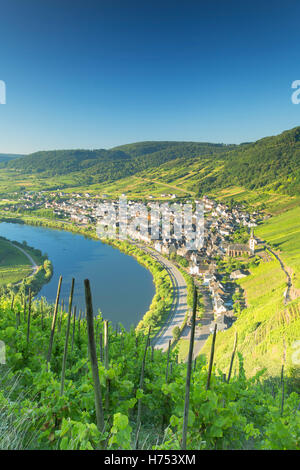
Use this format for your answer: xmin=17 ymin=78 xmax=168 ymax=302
xmin=0 ymin=222 xmax=155 ymax=329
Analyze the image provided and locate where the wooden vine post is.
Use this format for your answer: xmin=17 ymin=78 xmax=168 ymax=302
xmin=165 ymin=339 xmax=171 ymax=384
xmin=77 ymin=309 xmax=82 ymax=347
xmin=71 ymin=306 xmax=76 ymax=352
xmin=58 ymin=300 xmax=64 ymax=333
xmin=227 ymin=331 xmax=238 ymax=383
xmin=181 ymin=285 xmax=197 ymax=450
xmin=103 ymin=320 xmax=110 ymax=411
xmin=206 ymin=323 xmax=217 ymax=390
xmin=60 ymin=278 xmax=75 ymax=396
xmin=99 ymin=330 xmax=103 ymax=363
xmin=26 ymin=288 xmax=32 ymax=344
xmin=84 ymin=278 xmax=105 ymax=433
xmin=135 ymin=326 xmax=151 ymax=450
xmin=46 ymin=275 xmax=62 ymax=367
xmin=23 ymin=295 xmax=27 ymax=322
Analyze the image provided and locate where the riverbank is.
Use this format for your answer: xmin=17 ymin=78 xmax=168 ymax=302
xmin=0 ymin=211 xmax=175 ymax=336
xmin=0 ymin=234 xmax=53 ymax=297
xmin=100 ymin=238 xmax=174 ymax=338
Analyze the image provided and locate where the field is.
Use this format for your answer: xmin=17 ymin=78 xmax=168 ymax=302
xmin=0 ymin=238 xmax=32 ymax=286
xmin=255 ymin=206 xmax=300 ymax=291
xmin=208 ymin=186 xmax=300 ymax=215
xmin=201 ymin=207 xmax=300 ymax=378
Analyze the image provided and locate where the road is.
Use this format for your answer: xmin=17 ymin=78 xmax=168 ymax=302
xmin=10 ymin=242 xmax=39 ymax=276
xmin=192 ymin=282 xmax=215 ymax=359
xmin=133 ymin=243 xmax=189 ymax=352
xmin=179 ymin=279 xmax=215 ymax=361
xmin=129 ymin=241 xmax=215 ymax=356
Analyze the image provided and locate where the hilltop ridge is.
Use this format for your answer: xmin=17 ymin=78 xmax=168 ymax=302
xmin=2 ymin=126 xmax=300 ymax=196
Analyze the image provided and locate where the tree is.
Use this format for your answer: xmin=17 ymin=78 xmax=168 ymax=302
xmin=172 ymin=326 xmax=181 ymax=341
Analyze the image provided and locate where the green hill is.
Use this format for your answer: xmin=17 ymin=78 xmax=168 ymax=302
xmin=2 ymin=142 xmax=234 ymax=183
xmin=201 ymin=205 xmax=300 ymax=379
xmin=0 ymin=286 xmax=299 ymax=450
xmin=219 ymin=126 xmax=300 ymax=194
xmin=0 ymin=153 xmax=24 ymax=163
xmin=2 ymin=126 xmax=300 ymax=196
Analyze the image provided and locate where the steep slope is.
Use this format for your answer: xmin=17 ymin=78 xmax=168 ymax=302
xmin=219 ymin=126 xmax=300 ymax=194
xmin=2 ymin=141 xmax=235 ymax=184
xmin=1 ymin=126 xmax=300 ymax=196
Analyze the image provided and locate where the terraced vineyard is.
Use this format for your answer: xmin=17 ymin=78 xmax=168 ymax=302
xmin=201 ymin=206 xmax=300 ymax=379
xmin=0 ymin=279 xmax=299 ymax=450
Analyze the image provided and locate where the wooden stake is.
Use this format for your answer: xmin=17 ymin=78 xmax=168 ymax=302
xmin=227 ymin=331 xmax=238 ymax=383
xmin=26 ymin=289 xmax=32 ymax=344
xmin=181 ymin=285 xmax=197 ymax=450
xmin=58 ymin=300 xmax=64 ymax=333
xmin=99 ymin=331 xmax=103 ymax=362
xmin=11 ymin=295 xmax=15 ymax=311
xmin=23 ymin=296 xmax=27 ymax=322
xmin=46 ymin=275 xmax=62 ymax=366
xmin=16 ymin=308 xmax=20 ymax=329
xmin=165 ymin=339 xmax=171 ymax=384
xmin=71 ymin=306 xmax=76 ymax=352
xmin=60 ymin=278 xmax=75 ymax=395
xmin=84 ymin=279 xmax=104 ymax=433
xmin=104 ymin=320 xmax=110 ymax=411
xmin=280 ymin=364 xmax=285 ymax=416
xmin=78 ymin=309 xmax=82 ymax=346
xmin=103 ymin=320 xmax=108 ymax=368
xmin=206 ymin=323 xmax=217 ymax=391
xmin=135 ymin=326 xmax=151 ymax=450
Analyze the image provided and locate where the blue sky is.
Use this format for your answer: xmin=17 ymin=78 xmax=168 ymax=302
xmin=0 ymin=0 xmax=300 ymax=153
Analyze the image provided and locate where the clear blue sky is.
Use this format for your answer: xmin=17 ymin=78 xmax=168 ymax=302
xmin=0 ymin=0 xmax=300 ymax=153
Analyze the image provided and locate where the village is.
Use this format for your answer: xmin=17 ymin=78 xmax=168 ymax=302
xmin=2 ymin=190 xmax=262 ymax=333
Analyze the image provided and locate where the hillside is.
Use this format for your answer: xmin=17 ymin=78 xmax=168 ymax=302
xmin=201 ymin=206 xmax=300 ymax=379
xmin=2 ymin=142 xmax=234 ymax=184
xmin=0 ymin=285 xmax=299 ymax=450
xmin=2 ymin=127 xmax=300 ymax=197
xmin=0 ymin=154 xmax=24 ymax=163
xmin=218 ymin=127 xmax=300 ymax=194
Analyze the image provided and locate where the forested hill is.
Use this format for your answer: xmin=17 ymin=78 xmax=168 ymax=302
xmin=2 ymin=142 xmax=235 ymax=179
xmin=2 ymin=126 xmax=300 ymax=195
xmin=217 ymin=126 xmax=300 ymax=195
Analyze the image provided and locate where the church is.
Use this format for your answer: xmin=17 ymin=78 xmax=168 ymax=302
xmin=226 ymin=229 xmax=257 ymax=258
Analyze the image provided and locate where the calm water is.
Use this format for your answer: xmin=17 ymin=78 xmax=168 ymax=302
xmin=0 ymin=222 xmax=155 ymax=329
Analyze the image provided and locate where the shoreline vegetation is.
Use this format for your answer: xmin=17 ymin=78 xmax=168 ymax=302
xmin=0 ymin=199 xmax=300 ymax=449
xmin=1 ymin=196 xmax=300 ymax=377
xmin=103 ymin=238 xmax=174 ymax=337
xmin=0 ymin=234 xmax=53 ymax=297
xmin=0 ymin=274 xmax=299 ymax=450
xmin=0 ymin=211 xmax=196 ymax=340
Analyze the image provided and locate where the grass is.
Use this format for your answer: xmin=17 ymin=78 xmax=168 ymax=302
xmin=208 ymin=185 xmax=300 ymax=215
xmin=0 ymin=239 xmax=32 ymax=286
xmin=175 ymin=339 xmax=190 ymax=363
xmin=255 ymin=206 xmax=300 ymax=290
xmin=201 ymin=207 xmax=300 ymax=378
xmin=0 ymin=369 xmax=39 ymax=449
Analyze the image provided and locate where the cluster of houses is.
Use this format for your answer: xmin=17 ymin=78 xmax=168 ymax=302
xmin=3 ymin=190 xmax=261 ymax=333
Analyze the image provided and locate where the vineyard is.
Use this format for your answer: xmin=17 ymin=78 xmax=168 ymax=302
xmin=0 ymin=278 xmax=300 ymax=450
